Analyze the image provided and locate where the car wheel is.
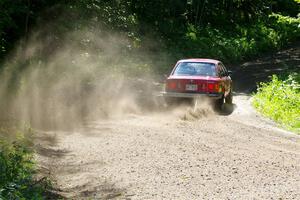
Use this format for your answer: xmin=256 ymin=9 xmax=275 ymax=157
xmin=214 ymin=96 xmax=224 ymax=111
xmin=225 ymin=90 xmax=233 ymax=104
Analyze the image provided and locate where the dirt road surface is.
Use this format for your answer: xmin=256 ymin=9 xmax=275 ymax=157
xmin=36 ymin=44 xmax=300 ymax=199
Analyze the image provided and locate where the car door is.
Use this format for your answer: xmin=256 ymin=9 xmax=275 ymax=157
xmin=216 ymin=63 xmax=226 ymax=93
xmin=219 ymin=63 xmax=232 ymax=96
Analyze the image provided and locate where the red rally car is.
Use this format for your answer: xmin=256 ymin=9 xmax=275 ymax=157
xmin=162 ymin=58 xmax=233 ymax=108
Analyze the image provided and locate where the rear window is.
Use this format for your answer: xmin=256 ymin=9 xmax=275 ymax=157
xmin=173 ymin=62 xmax=216 ymax=76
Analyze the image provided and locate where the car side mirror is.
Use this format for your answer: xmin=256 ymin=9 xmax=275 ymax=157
xmin=227 ymin=70 xmax=233 ymax=76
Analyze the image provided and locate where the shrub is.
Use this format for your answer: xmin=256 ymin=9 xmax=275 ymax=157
xmin=167 ymin=14 xmax=299 ymax=63
xmin=268 ymin=13 xmax=300 ymax=46
xmin=253 ymin=74 xmax=300 ymax=133
xmin=0 ymin=126 xmax=47 ymax=199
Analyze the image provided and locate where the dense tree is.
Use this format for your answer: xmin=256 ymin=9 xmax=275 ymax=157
xmin=0 ymin=0 xmax=59 ymax=58
xmin=0 ymin=0 xmax=299 ymax=60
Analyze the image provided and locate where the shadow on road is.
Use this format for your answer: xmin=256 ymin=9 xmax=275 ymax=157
xmin=219 ymin=103 xmax=237 ymax=116
xmin=231 ymin=41 xmax=300 ymax=94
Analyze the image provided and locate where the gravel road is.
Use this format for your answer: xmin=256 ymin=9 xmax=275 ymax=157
xmin=36 ymin=44 xmax=300 ymax=199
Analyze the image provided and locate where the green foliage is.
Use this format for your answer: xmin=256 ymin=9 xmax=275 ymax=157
xmin=268 ymin=14 xmax=300 ymax=45
xmin=166 ymin=13 xmax=299 ymax=63
xmin=253 ymin=74 xmax=300 ymax=133
xmin=0 ymin=0 xmax=299 ymax=65
xmin=0 ymin=126 xmax=47 ymax=199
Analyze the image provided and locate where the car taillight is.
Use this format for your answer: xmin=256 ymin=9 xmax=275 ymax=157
xmin=208 ymin=82 xmax=223 ymax=93
xmin=208 ymin=83 xmax=214 ymax=91
xmin=167 ymin=81 xmax=177 ymax=90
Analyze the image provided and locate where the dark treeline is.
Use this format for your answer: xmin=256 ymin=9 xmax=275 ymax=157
xmin=0 ymin=0 xmax=299 ymax=62
xmin=130 ymin=0 xmax=298 ymax=31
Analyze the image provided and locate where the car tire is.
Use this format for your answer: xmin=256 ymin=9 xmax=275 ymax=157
xmin=225 ymin=90 xmax=233 ymax=104
xmin=214 ymin=96 xmax=224 ymax=111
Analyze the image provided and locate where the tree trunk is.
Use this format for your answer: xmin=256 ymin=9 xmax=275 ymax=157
xmin=25 ymin=0 xmax=31 ymax=42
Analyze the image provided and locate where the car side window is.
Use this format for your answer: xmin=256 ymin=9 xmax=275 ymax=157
xmin=220 ymin=63 xmax=228 ymax=76
xmin=217 ymin=64 xmax=225 ymax=77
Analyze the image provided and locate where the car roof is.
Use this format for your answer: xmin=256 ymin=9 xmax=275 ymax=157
xmin=177 ymin=58 xmax=220 ymax=65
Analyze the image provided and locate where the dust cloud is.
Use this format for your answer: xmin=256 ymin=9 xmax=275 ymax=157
xmin=169 ymin=98 xmax=215 ymax=121
xmin=0 ymin=21 xmax=222 ymax=132
xmin=0 ymin=26 xmax=165 ymax=130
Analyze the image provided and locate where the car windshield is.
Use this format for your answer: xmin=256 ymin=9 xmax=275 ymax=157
xmin=173 ymin=62 xmax=216 ymax=76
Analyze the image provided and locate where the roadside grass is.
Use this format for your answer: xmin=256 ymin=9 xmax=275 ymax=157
xmin=0 ymin=123 xmax=52 ymax=199
xmin=252 ymin=73 xmax=300 ymax=133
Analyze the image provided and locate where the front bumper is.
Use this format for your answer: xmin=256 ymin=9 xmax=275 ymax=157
xmin=160 ymin=91 xmax=223 ymax=99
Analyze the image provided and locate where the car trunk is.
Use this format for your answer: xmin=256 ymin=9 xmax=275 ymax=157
xmin=166 ymin=76 xmax=223 ymax=94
